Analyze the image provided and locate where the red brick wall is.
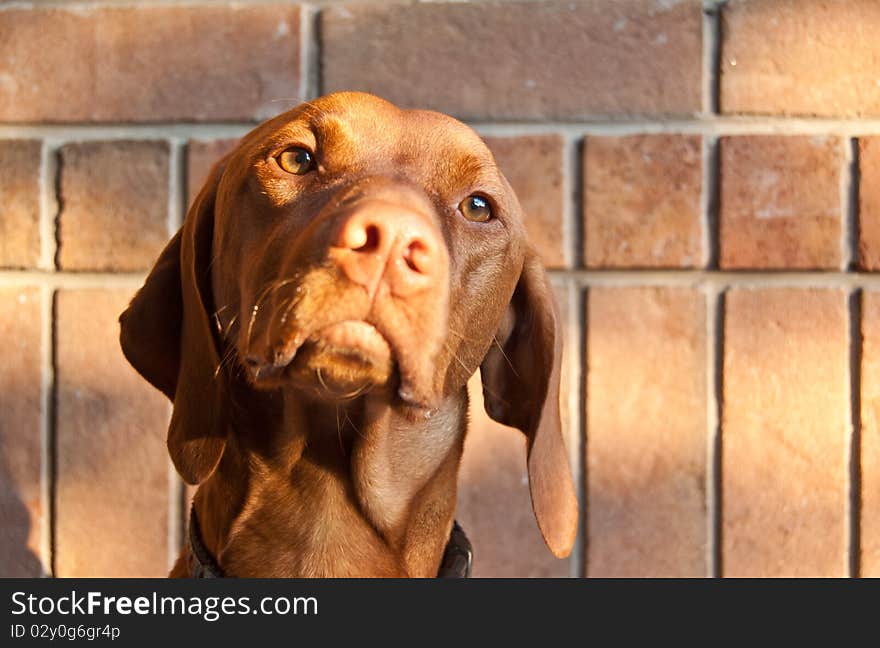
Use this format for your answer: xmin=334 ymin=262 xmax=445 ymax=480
xmin=0 ymin=0 xmax=878 ymax=578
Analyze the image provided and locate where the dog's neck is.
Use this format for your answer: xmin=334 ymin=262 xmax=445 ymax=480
xmin=190 ymin=383 xmax=468 ymax=577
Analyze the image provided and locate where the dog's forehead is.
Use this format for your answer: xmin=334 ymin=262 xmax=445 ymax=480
xmin=273 ymin=93 xmax=496 ymax=172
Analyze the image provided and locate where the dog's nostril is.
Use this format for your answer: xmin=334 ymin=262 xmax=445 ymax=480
xmin=403 ymin=251 xmax=418 ymax=272
xmin=351 ymin=224 xmax=380 ymax=253
xmin=403 ymin=240 xmax=430 ymax=274
xmin=243 ymin=355 xmax=262 ymax=369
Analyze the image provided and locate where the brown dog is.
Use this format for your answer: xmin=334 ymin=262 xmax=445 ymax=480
xmin=119 ymin=92 xmax=577 ymax=577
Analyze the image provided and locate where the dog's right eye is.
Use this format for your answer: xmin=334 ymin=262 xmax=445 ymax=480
xmin=459 ymin=195 xmax=493 ymax=223
xmin=276 ymin=147 xmax=314 ymax=175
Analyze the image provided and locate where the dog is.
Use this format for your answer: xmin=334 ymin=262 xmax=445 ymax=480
xmin=119 ymin=92 xmax=577 ymax=577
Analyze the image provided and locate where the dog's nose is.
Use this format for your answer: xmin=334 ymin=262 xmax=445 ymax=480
xmin=335 ymin=201 xmax=443 ymax=296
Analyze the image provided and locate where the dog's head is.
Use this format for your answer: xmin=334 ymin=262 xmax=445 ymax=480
xmin=120 ymin=92 xmax=576 ymax=557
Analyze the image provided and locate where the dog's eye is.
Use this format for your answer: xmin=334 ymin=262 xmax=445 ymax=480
xmin=276 ymin=147 xmax=314 ymax=175
xmin=459 ymin=195 xmax=492 ymax=222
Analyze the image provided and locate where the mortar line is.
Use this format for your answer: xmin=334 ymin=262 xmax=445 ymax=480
xmin=164 ymin=139 xmax=184 ymax=569
xmin=51 ymin=143 xmax=65 ymax=270
xmin=469 ymin=119 xmax=880 ymax=136
xmin=567 ymin=132 xmax=586 ymax=576
xmin=36 ymin=285 xmax=54 ymax=577
xmin=845 ymin=138 xmax=861 ymax=271
xmin=701 ymin=0 xmax=721 ymax=116
xmin=849 ymin=289 xmax=863 ymax=578
xmin=38 ymin=140 xmax=60 ymax=575
xmin=0 ymin=272 xmax=147 ymax=288
xmin=578 ymin=285 xmax=589 ymax=578
xmin=168 ymin=138 xmax=185 ymax=233
xmin=0 ymin=0 xmax=528 ymax=9
xmin=565 ymin=279 xmax=584 ymax=578
xmin=841 ymin=137 xmax=855 ymax=269
xmin=45 ymin=291 xmax=60 ymax=577
xmin=555 ymin=271 xmax=880 ymax=289
xmin=301 ymin=3 xmax=322 ymax=100
xmin=167 ymin=453 xmax=182 ymax=571
xmin=10 ymin=268 xmax=880 ymax=288
xmin=0 ymin=0 xmax=308 ymax=9
xmin=706 ymin=285 xmax=724 ymax=578
xmin=38 ymin=142 xmax=57 ymax=271
xmin=12 ymin=117 xmax=880 ymax=140
xmin=0 ymin=124 xmax=257 ymax=141
xmin=702 ymin=135 xmax=720 ymax=268
xmin=563 ymin=133 xmax=582 ymax=270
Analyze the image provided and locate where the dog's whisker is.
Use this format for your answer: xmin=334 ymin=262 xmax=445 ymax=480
xmin=336 ymin=405 xmax=344 ymax=453
xmin=277 ymin=292 xmax=304 ymax=329
xmin=446 ymin=326 xmax=481 ymax=343
xmin=212 ymin=304 xmax=232 ymax=336
xmin=342 ymin=409 xmax=365 ymax=441
xmin=214 ymin=343 xmax=239 ymax=379
xmin=222 ymin=313 xmax=239 ymax=338
xmin=336 ymin=382 xmax=372 ymax=401
xmin=443 ymin=341 xmax=511 ymax=406
xmin=315 ymin=366 xmax=371 ymax=402
xmin=244 ymin=276 xmax=302 ymax=353
xmin=444 ymin=342 xmax=472 ymax=376
xmin=316 ymin=366 xmax=329 ymax=392
xmin=492 ymin=335 xmax=518 ymax=377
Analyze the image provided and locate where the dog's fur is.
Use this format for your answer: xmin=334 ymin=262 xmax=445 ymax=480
xmin=119 ymin=92 xmax=577 ymax=577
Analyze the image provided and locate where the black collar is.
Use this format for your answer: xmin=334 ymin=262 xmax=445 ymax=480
xmin=188 ymin=506 xmax=472 ymax=578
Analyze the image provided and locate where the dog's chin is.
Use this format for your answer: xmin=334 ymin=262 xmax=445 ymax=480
xmin=247 ymin=321 xmax=395 ymax=399
xmin=291 ymin=340 xmax=393 ymax=399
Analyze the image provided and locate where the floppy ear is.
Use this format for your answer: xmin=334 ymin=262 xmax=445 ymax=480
xmin=119 ymin=161 xmax=228 ymax=485
xmin=480 ymin=249 xmax=578 ymax=558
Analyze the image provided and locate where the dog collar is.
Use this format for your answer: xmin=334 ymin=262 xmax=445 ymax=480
xmin=188 ymin=506 xmax=472 ymax=578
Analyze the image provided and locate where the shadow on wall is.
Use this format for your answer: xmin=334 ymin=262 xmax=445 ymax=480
xmin=0 ymin=286 xmax=44 ymax=577
xmin=0 ymin=441 xmax=42 ymax=577
xmin=0 ymin=283 xmax=576 ymax=578
xmin=0 ymin=287 xmax=172 ymax=579
xmin=457 ymin=374 xmax=574 ymax=578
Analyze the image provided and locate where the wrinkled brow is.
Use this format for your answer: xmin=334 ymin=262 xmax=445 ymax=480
xmin=294 ymin=103 xmax=357 ymax=146
xmin=252 ymin=109 xmax=354 ymax=156
xmin=433 ymin=147 xmax=506 ymax=196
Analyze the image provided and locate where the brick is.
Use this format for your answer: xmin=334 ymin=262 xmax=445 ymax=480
xmin=457 ymin=285 xmax=575 ymax=577
xmin=859 ymin=138 xmax=880 ymax=271
xmin=721 ymin=0 xmax=880 ymax=117
xmin=722 ymin=288 xmax=849 ymax=577
xmin=719 ymin=136 xmax=843 ymax=269
xmin=0 ymin=6 xmax=300 ymax=122
xmin=322 ymin=1 xmax=702 ymax=120
xmin=586 ymin=287 xmax=706 ymax=577
xmin=55 ymin=290 xmax=170 ymax=577
xmin=187 ymin=139 xmax=238 ymax=209
xmin=0 ymin=287 xmax=44 ymax=577
xmin=483 ymin=135 xmax=566 ymax=268
xmin=861 ymin=291 xmax=880 ymax=576
xmin=584 ymin=135 xmax=703 ymax=268
xmin=0 ymin=140 xmax=41 ymax=269
xmin=58 ymin=141 xmax=169 ymax=272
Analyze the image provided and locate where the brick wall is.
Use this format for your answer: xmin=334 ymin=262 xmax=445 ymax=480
xmin=0 ymin=0 xmax=878 ymax=578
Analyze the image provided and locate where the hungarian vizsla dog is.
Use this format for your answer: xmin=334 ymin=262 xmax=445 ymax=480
xmin=119 ymin=92 xmax=577 ymax=577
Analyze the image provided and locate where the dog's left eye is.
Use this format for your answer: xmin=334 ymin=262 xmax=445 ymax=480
xmin=459 ymin=195 xmax=492 ymax=222
xmin=276 ymin=147 xmax=314 ymax=175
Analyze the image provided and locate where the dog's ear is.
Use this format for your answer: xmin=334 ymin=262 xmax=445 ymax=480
xmin=120 ymin=160 xmax=229 ymax=485
xmin=119 ymin=231 xmax=182 ymax=401
xmin=480 ymin=248 xmax=578 ymax=558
